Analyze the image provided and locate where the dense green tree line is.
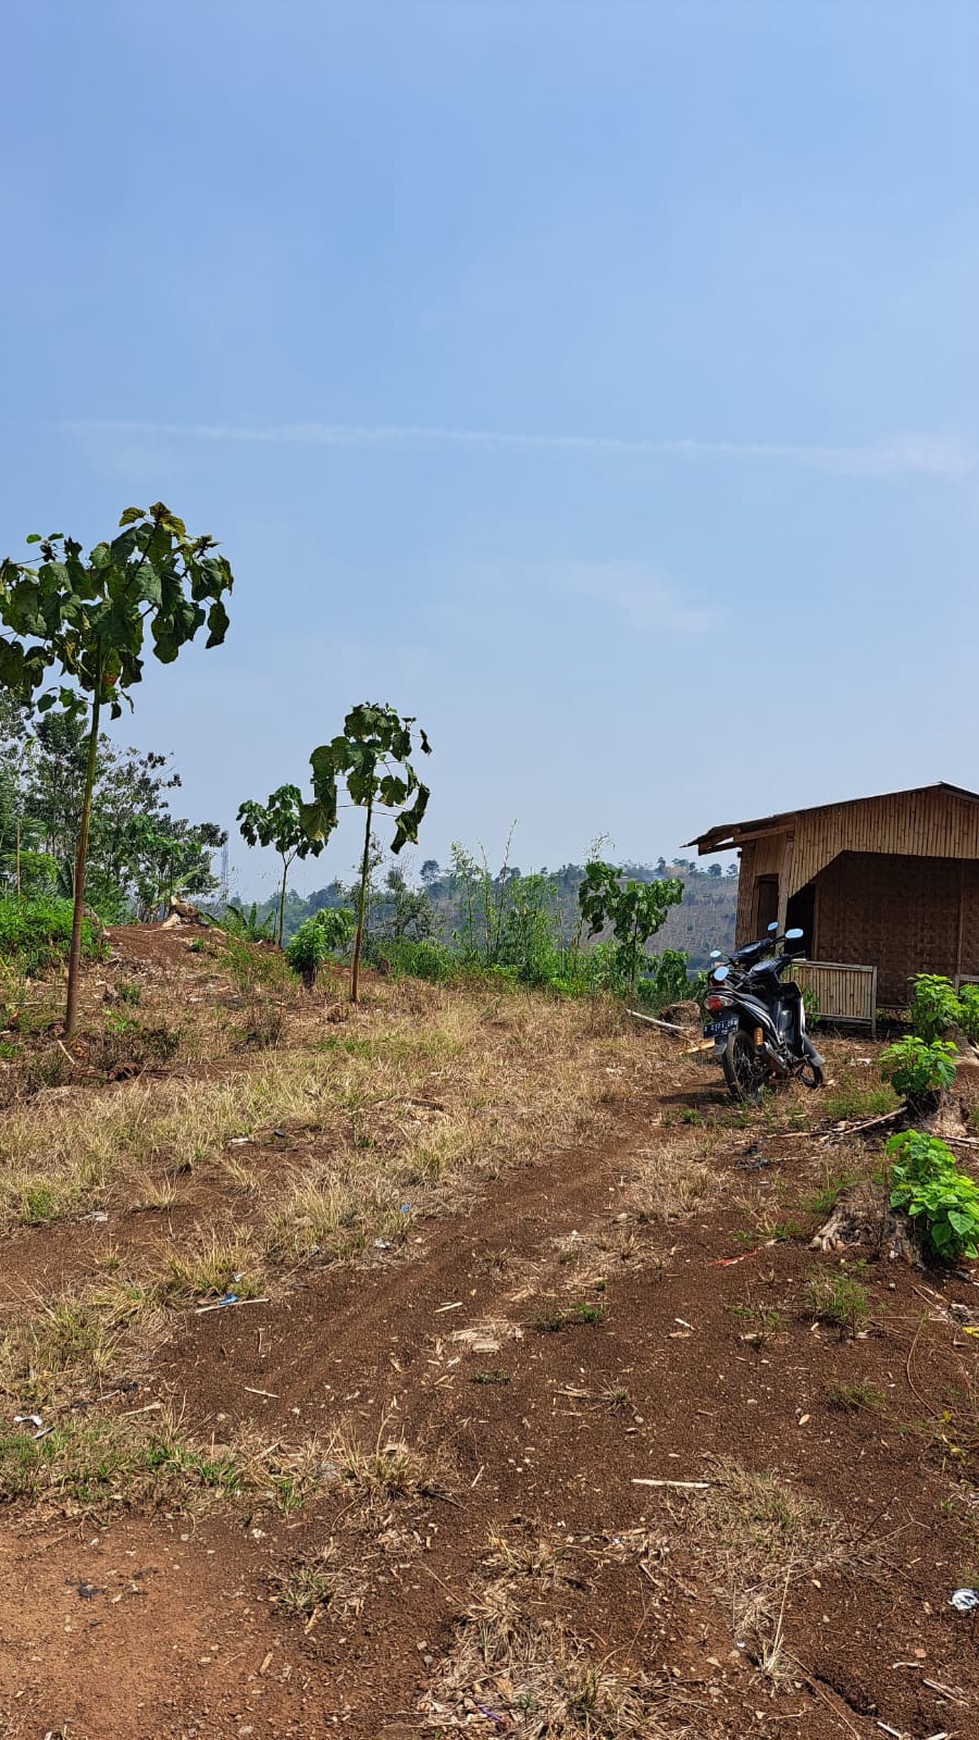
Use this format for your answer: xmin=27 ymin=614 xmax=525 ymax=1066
xmin=0 ymin=694 xmax=225 ymax=922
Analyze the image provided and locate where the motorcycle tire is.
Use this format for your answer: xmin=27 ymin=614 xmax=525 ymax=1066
xmin=798 ymin=1059 xmax=824 ymax=1090
xmin=722 ymin=1027 xmax=767 ymax=1105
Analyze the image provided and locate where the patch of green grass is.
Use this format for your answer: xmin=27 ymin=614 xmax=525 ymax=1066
xmin=799 ymin=1171 xmax=859 ymax=1219
xmin=0 ymin=1416 xmax=247 ymax=1517
xmin=729 ymin=1302 xmax=783 ymax=1345
xmin=158 ymin=1238 xmax=266 ymax=1302
xmin=533 ymin=1299 xmax=606 ymax=1332
xmin=821 ymin=1079 xmax=899 ymax=1122
xmin=824 ymin=1380 xmax=886 ymax=1413
xmin=766 ymin=1218 xmax=808 ymax=1243
xmin=800 ymin=1269 xmax=871 ymax=1339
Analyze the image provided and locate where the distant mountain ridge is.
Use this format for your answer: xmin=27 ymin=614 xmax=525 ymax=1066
xmin=245 ymin=857 xmax=738 ymax=971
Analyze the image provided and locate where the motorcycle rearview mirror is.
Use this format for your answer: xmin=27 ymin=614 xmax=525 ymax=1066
xmin=785 ymin=927 xmax=804 ymax=941
xmin=709 ymin=949 xmax=722 ymax=960
xmin=767 ymin=922 xmax=778 ymax=934
xmin=713 ymin=965 xmax=729 ymax=982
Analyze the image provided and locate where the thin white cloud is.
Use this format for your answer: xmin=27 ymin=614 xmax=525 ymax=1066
xmin=63 ymin=419 xmax=977 ymax=478
xmin=522 ymin=561 xmax=719 ymax=637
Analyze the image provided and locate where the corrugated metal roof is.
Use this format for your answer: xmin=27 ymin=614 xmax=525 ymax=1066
xmin=685 ymin=781 xmax=979 ymax=853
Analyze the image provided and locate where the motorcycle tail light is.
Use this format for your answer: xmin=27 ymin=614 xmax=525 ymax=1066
xmin=705 ymin=995 xmax=725 ymax=1013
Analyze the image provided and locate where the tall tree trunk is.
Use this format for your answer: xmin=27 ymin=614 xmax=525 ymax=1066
xmin=278 ymin=858 xmax=288 ymax=948
xmin=65 ymin=692 xmax=101 ymax=1036
xmin=350 ymin=796 xmax=373 ymax=1004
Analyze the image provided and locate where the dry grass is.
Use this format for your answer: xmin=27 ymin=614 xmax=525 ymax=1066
xmin=689 ymin=1460 xmax=846 ymax=1680
xmin=627 ymin=1140 xmax=721 ymax=1222
xmin=325 ymin=1416 xmax=450 ymax=1512
xmin=420 ymin=1529 xmax=686 ymax=1736
xmin=272 ymin=1540 xmax=367 ymax=1622
xmin=0 ymin=984 xmax=649 ymax=1237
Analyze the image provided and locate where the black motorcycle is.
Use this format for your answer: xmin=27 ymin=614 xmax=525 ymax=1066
xmin=702 ymin=923 xmax=824 ymax=1103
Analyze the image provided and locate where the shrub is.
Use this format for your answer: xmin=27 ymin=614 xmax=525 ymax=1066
xmin=911 ymin=974 xmax=963 ymax=1041
xmin=888 ymin=1129 xmax=979 ymax=1263
xmin=0 ymin=897 xmax=104 ymax=976
xmin=880 ymin=1036 xmax=957 ymax=1098
xmin=375 ymin=937 xmax=459 ymax=983
xmin=958 ymin=985 xmax=979 ymax=1045
xmin=636 ymin=949 xmax=693 ymax=1011
xmin=283 ymin=907 xmax=353 ymax=989
xmin=285 ymin=919 xmax=329 ymax=989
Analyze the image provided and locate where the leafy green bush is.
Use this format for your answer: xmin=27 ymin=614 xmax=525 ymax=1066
xmin=958 ymin=985 xmax=979 ymax=1045
xmin=285 ymin=908 xmax=354 ymax=988
xmin=888 ymin=1129 xmax=979 ymax=1262
xmin=635 ymin=949 xmax=693 ymax=1011
xmin=880 ymin=1035 xmax=957 ymax=1098
xmin=0 ymin=898 xmax=104 ymax=976
xmin=376 ymin=937 xmax=460 ymax=983
xmin=911 ymin=973 xmax=963 ymax=1041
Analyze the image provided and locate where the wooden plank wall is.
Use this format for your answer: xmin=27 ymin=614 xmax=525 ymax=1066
xmin=736 ymin=833 xmax=788 ymax=942
xmin=789 ymin=790 xmax=979 ymax=898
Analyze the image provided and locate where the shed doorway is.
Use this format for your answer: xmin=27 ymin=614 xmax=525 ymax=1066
xmin=752 ymin=875 xmax=779 ymax=935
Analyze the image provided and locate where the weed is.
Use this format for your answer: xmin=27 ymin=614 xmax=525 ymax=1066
xmin=888 ymin=1129 xmax=979 ymax=1263
xmin=821 ymin=1078 xmax=899 ymax=1123
xmin=326 ymin=1420 xmax=447 ymax=1507
xmin=158 ymin=1237 xmax=265 ymax=1302
xmin=766 ymin=1218 xmax=808 ymax=1243
xmin=880 ymin=1036 xmax=957 ymax=1098
xmin=470 ymin=1370 xmax=512 ymax=1385
xmin=533 ymin=1299 xmax=606 ymax=1332
xmin=800 ymin=1170 xmax=857 ymax=1218
xmin=824 ymin=1380 xmax=886 ymax=1412
xmin=800 ymin=1269 xmax=871 ymax=1338
xmin=273 ymin=1542 xmax=365 ymax=1621
xmin=729 ymin=1302 xmax=783 ymax=1345
xmin=690 ymin=1460 xmax=846 ymax=1673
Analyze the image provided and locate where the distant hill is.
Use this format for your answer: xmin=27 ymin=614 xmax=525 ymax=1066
xmin=252 ymin=856 xmax=738 ymax=971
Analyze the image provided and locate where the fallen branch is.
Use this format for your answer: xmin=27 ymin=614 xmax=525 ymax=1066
xmin=817 ymin=1105 xmax=906 ymax=1143
xmin=626 ymin=1010 xmax=690 ymax=1034
xmin=631 ymin=1478 xmax=710 ymax=1490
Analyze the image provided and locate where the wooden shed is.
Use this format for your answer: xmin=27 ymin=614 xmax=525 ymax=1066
xmin=686 ymin=782 xmax=979 ymax=1023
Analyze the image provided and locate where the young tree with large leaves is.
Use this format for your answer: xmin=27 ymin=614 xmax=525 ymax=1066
xmin=237 ymin=784 xmax=325 ymax=946
xmin=0 ymin=504 xmax=233 ymax=1033
xmin=578 ymin=860 xmax=684 ymax=995
xmin=301 ymin=702 xmax=431 ymax=1003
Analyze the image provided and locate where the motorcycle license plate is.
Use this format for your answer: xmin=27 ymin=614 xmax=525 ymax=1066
xmin=703 ymin=1014 xmax=738 ymax=1038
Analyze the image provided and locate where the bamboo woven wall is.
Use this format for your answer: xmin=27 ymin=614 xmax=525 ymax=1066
xmin=813 ymin=851 xmax=979 ymax=1006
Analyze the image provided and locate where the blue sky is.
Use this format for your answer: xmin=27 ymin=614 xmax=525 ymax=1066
xmin=3 ymin=1 xmax=979 ymax=900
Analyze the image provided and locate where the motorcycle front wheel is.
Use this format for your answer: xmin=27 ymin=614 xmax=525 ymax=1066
xmin=722 ymin=1028 xmax=767 ymax=1104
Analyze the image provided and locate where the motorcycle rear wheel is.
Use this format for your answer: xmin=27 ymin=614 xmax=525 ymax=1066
xmin=723 ymin=1028 xmax=767 ymax=1104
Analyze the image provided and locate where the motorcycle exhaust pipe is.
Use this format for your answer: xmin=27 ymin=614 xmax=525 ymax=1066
xmin=760 ymin=1039 xmax=791 ymax=1076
